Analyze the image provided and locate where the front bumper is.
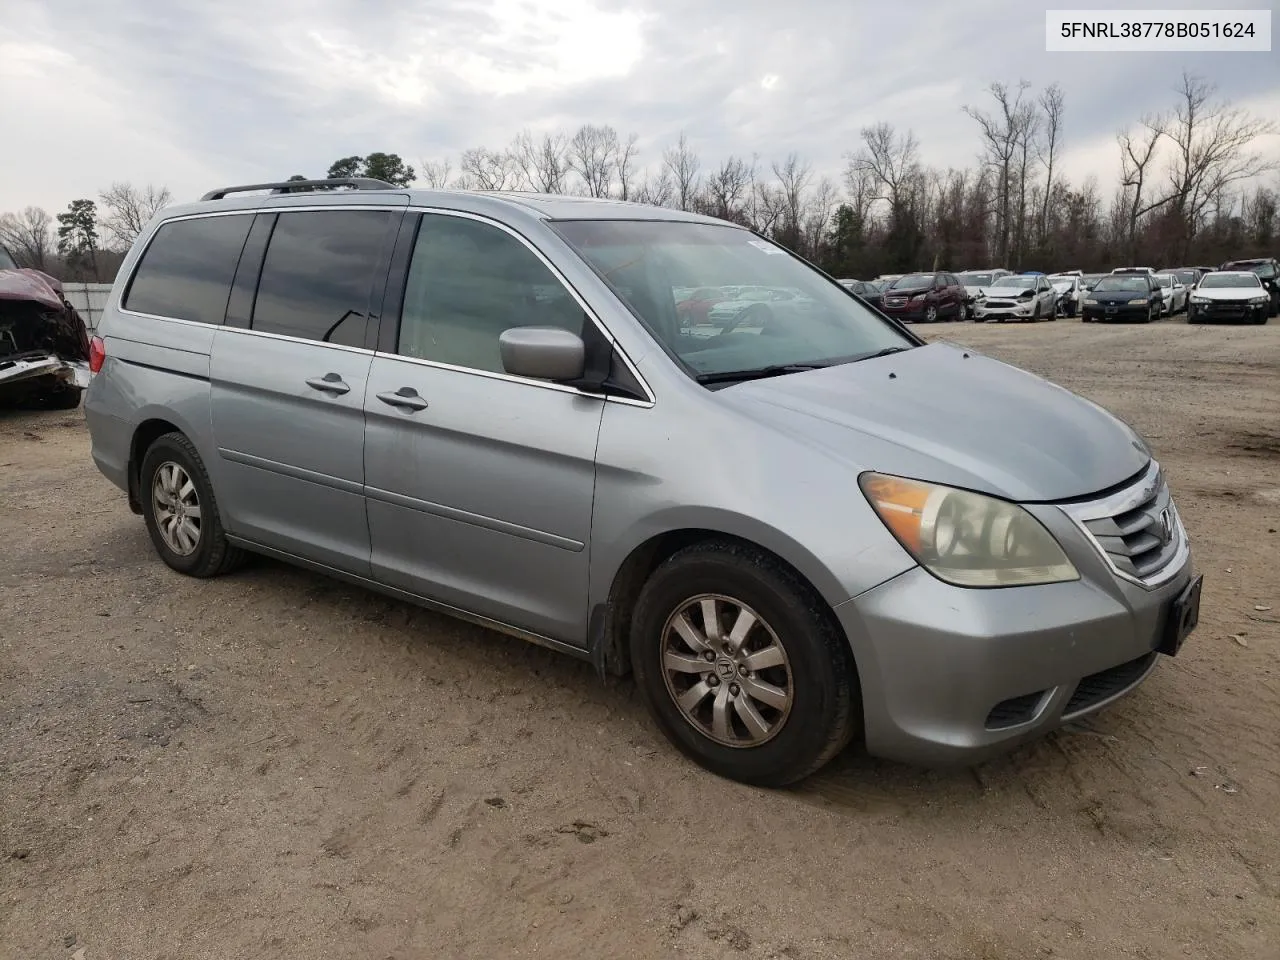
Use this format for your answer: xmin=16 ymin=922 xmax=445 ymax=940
xmin=1082 ymin=303 xmax=1151 ymax=321
xmin=835 ymin=548 xmax=1195 ymax=768
xmin=880 ymin=305 xmax=927 ymax=321
xmin=1188 ymin=300 xmax=1268 ymax=323
xmin=974 ymin=304 xmax=1035 ymax=321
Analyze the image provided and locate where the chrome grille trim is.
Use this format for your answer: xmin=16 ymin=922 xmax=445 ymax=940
xmin=1059 ymin=460 xmax=1189 ymax=589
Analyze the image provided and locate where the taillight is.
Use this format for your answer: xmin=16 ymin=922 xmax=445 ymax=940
xmin=89 ymin=336 xmax=106 ymax=374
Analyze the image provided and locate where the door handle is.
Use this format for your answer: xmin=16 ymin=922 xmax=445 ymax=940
xmin=305 ymin=373 xmax=350 ymax=395
xmin=376 ymin=387 xmax=428 ymax=411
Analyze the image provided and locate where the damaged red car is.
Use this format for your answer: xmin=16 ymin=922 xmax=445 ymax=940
xmin=0 ymin=248 xmax=91 ymax=409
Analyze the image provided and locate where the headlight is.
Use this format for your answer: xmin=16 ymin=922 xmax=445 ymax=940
xmin=1131 ymin=298 xmax=1148 ymax=305
xmin=1190 ymin=296 xmax=1209 ymax=304
xmin=1250 ymin=295 xmax=1269 ymax=304
xmin=860 ymin=473 xmax=1080 ymax=588
xmin=1084 ymin=298 xmax=1098 ymax=305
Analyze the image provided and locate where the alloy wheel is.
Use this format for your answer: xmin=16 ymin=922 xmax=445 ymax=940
xmin=152 ymin=461 xmax=202 ymax=556
xmin=660 ymin=593 xmax=794 ymax=748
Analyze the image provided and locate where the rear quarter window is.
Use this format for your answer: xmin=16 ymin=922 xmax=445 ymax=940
xmin=123 ymin=214 xmax=254 ymax=324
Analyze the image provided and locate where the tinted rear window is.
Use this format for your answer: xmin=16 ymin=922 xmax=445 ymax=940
xmin=124 ymin=214 xmax=253 ymax=324
xmin=251 ymin=210 xmax=393 ymax=347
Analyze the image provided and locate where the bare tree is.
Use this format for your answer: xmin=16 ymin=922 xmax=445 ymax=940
xmin=508 ymin=130 xmax=570 ymax=193
xmin=98 ymin=182 xmax=172 ymax=250
xmin=613 ymin=133 xmax=640 ymax=201
xmin=704 ymin=155 xmax=756 ymax=223
xmin=567 ymin=124 xmax=619 ymax=198
xmin=0 ymin=206 xmax=55 ymax=270
xmin=852 ymin=123 xmax=921 ymax=223
xmin=771 ymin=153 xmax=814 ymax=248
xmin=801 ymin=176 xmax=839 ymax=259
xmin=1037 ymin=82 xmax=1066 ymax=246
xmin=964 ymin=81 xmax=1037 ymax=266
xmin=1160 ymin=72 xmax=1279 ymax=259
xmin=418 ymin=158 xmax=453 ymax=189
xmin=633 ymin=168 xmax=676 ymax=208
xmin=662 ymin=132 xmax=702 ymax=211
xmin=1118 ymin=116 xmax=1168 ymax=260
xmin=459 ymin=147 xmax=517 ymax=191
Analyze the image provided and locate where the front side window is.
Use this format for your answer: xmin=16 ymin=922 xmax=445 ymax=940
xmin=252 ymin=210 xmax=393 ymax=347
xmin=550 ymin=220 xmax=913 ymax=382
xmin=0 ymin=247 xmax=17 ymax=270
xmin=396 ymin=214 xmax=584 ymax=374
xmin=124 ymin=214 xmax=253 ymax=324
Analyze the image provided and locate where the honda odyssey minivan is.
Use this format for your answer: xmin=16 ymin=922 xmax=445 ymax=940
xmin=84 ymin=178 xmax=1202 ymax=786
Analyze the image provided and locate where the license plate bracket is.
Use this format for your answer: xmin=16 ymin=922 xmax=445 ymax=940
xmin=1157 ymin=574 xmax=1202 ymax=657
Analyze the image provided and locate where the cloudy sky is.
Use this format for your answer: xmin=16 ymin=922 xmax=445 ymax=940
xmin=2 ymin=0 xmax=1277 ymax=216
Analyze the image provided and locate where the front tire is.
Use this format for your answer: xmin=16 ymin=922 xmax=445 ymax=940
xmin=630 ymin=542 xmax=860 ymax=787
xmin=923 ymin=304 xmax=938 ymax=323
xmin=140 ymin=432 xmax=245 ymax=578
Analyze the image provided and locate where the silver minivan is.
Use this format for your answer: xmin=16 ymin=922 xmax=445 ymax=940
xmin=85 ymin=179 xmax=1202 ymax=786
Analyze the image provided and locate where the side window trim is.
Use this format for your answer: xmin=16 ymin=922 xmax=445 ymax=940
xmin=224 ymin=212 xmax=277 ymax=329
xmin=119 ymin=210 xmax=257 ymax=325
xmin=380 ymin=207 xmax=653 ymax=405
xmin=246 ymin=208 xmax=400 ymax=349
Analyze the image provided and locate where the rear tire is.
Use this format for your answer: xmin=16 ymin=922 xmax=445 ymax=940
xmin=140 ymin=432 xmax=245 ymax=578
xmin=630 ymin=541 xmax=860 ymax=787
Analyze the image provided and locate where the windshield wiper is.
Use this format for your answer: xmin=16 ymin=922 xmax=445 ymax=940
xmin=694 ymin=362 xmax=831 ymax=384
xmin=850 ymin=345 xmax=911 ymax=362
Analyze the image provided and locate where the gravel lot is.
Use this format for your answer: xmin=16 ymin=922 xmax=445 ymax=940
xmin=2 ymin=315 xmax=1278 ymax=960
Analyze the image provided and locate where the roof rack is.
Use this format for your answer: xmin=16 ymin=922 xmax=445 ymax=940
xmin=199 ymin=178 xmax=396 ymax=201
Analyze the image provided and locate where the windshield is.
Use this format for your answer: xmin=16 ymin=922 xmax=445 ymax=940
xmin=1155 ymin=275 xmax=1174 ymax=288
xmin=0 ymin=247 xmax=17 ymax=271
xmin=958 ymin=272 xmax=993 ymax=286
xmin=1093 ymin=276 xmax=1150 ymax=292
xmin=1224 ymin=261 xmax=1277 ymax=280
xmin=1199 ymin=273 xmax=1262 ymax=289
xmin=550 ymin=220 xmax=915 ymax=380
xmin=992 ymin=276 xmax=1036 ymax=289
xmin=888 ymin=274 xmax=936 ymax=289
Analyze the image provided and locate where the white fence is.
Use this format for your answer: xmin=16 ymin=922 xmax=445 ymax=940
xmin=60 ymin=282 xmax=113 ymax=336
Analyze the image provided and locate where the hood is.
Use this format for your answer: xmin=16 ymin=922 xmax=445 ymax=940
xmin=720 ymin=342 xmax=1150 ymax=502
xmin=1049 ymin=279 xmax=1074 ymax=293
xmin=882 ymin=286 xmax=930 ymax=298
xmin=982 ymin=286 xmax=1034 ymax=299
xmin=0 ymin=268 xmax=66 ymax=311
xmin=1194 ymin=286 xmax=1268 ymax=301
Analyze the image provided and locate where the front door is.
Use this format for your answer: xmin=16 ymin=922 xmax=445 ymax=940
xmin=363 ymin=212 xmax=605 ymax=644
xmin=210 ymin=207 xmax=401 ymax=575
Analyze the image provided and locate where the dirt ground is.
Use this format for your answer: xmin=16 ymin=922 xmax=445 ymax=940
xmin=1 ymin=315 xmax=1277 ymax=960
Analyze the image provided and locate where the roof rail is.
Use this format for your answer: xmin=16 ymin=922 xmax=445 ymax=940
xmin=199 ymin=178 xmax=397 ymax=201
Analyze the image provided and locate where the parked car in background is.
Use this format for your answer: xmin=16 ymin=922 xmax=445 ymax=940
xmin=0 ymin=263 xmax=91 ymax=409
xmin=1080 ymin=273 xmax=1106 ymax=292
xmin=83 ymin=178 xmax=1202 ymax=786
xmin=972 ymin=274 xmax=1059 ymax=322
xmin=879 ymin=272 xmax=969 ymax=322
xmin=956 ymin=270 xmax=1008 ymax=305
xmin=1082 ymin=273 xmax=1163 ymax=323
xmin=1218 ymin=257 xmax=1279 ymax=316
xmin=1047 ymin=273 xmax=1083 ymax=317
xmin=838 ymin=279 xmax=875 ymax=298
xmin=1153 ymin=274 xmax=1188 ymax=315
xmin=1111 ymin=266 xmax=1157 ymax=276
xmin=1159 ymin=267 xmax=1203 ymax=289
xmin=677 ymin=286 xmax=741 ymax=327
xmin=1188 ymin=271 xmax=1271 ymax=324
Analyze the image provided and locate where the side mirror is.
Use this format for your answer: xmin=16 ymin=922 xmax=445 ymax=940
xmin=499 ymin=326 xmax=586 ymax=381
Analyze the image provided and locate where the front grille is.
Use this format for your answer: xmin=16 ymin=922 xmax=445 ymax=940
xmin=985 ymin=690 xmax=1046 ymax=729
xmin=1063 ymin=653 xmax=1156 ymax=716
xmin=1061 ymin=461 xmax=1184 ymax=586
xmin=984 ymin=299 xmax=1016 ymax=309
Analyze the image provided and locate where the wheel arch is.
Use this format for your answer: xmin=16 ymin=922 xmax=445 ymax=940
xmin=589 ymin=523 xmax=858 ymax=687
xmin=126 ymin=413 xmax=193 ymax=513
